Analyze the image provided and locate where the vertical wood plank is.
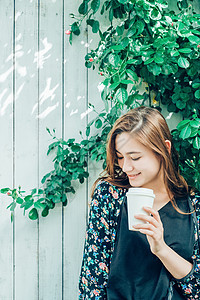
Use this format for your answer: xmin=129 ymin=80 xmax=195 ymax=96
xmin=63 ymin=0 xmax=88 ymax=298
xmin=0 ymin=1 xmax=14 ymax=299
xmin=38 ymin=1 xmax=63 ymax=299
xmin=14 ymin=1 xmax=39 ymax=299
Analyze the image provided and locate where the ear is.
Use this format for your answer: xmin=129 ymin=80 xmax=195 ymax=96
xmin=165 ymin=140 xmax=171 ymax=154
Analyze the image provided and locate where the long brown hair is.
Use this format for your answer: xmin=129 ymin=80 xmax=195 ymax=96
xmin=92 ymin=106 xmax=189 ymax=210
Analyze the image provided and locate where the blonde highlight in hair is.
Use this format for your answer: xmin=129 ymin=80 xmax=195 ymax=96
xmin=92 ymin=106 xmax=189 ymax=212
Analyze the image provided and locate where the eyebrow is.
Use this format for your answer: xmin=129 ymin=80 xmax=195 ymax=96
xmin=116 ymin=150 xmax=141 ymax=155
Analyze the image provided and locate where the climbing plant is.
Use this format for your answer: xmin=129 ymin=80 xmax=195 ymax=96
xmin=1 ymin=0 xmax=200 ymax=220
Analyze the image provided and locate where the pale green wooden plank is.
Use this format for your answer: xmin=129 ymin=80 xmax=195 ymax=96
xmin=0 ymin=1 xmax=14 ymax=299
xmin=14 ymin=1 xmax=39 ymax=300
xmin=38 ymin=1 xmax=63 ymax=299
xmin=63 ymin=0 xmax=88 ymax=298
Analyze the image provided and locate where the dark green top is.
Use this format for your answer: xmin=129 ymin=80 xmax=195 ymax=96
xmin=107 ymin=196 xmax=194 ymax=300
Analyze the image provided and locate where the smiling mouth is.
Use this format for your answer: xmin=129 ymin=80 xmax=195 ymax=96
xmin=128 ymin=173 xmax=141 ymax=179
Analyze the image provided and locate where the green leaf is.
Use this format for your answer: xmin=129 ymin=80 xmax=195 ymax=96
xmin=110 ymin=45 xmax=124 ymax=51
xmin=126 ymin=59 xmax=139 ymax=65
xmin=170 ymin=50 xmax=179 ymax=57
xmin=144 ymin=57 xmax=154 ymax=65
xmin=127 ymin=27 xmax=136 ymax=37
xmin=154 ymin=56 xmax=164 ymax=64
xmin=188 ymin=35 xmax=200 ymax=44
xmin=193 ymin=137 xmax=200 ymax=150
xmin=41 ymin=172 xmax=51 ymax=184
xmin=86 ymin=19 xmax=94 ymax=27
xmin=126 ymin=69 xmax=138 ymax=81
xmin=102 ymin=78 xmax=110 ymax=86
xmin=190 ymin=127 xmax=199 ymax=138
xmin=195 ymin=90 xmax=200 ymax=99
xmin=135 ymin=20 xmax=145 ymax=35
xmin=24 ymin=195 xmax=32 ymax=202
xmin=71 ymin=145 xmax=81 ymax=152
xmin=190 ymin=120 xmax=200 ymax=128
xmin=115 ymin=88 xmax=128 ymax=104
xmin=150 ymin=8 xmax=161 ymax=20
xmin=52 ymin=195 xmax=61 ymax=203
xmin=91 ymin=0 xmax=100 ymax=14
xmin=16 ymin=197 xmax=23 ymax=204
xmin=117 ymin=0 xmax=128 ymax=3
xmin=178 ymin=57 xmax=190 ymax=69
xmin=180 ymin=124 xmax=192 ymax=139
xmin=176 ymin=100 xmax=186 ymax=110
xmin=95 ymin=119 xmax=103 ymax=129
xmin=152 ymin=64 xmax=161 ymax=76
xmin=109 ymin=81 xmax=120 ymax=91
xmin=21 ymin=199 xmax=34 ymax=210
xmin=116 ymin=25 xmax=124 ymax=36
xmin=86 ymin=126 xmax=90 ymax=137
xmin=71 ymin=22 xmax=80 ymax=36
xmin=29 ymin=208 xmax=39 ymax=220
xmin=78 ymin=1 xmax=88 ymax=15
xmin=0 ymin=188 xmax=11 ymax=194
xmin=12 ymin=189 xmax=18 ymax=200
xmin=34 ymin=201 xmax=46 ymax=210
xmin=108 ymin=54 xmax=120 ymax=67
xmin=120 ymin=37 xmax=129 ymax=49
xmin=120 ymin=80 xmax=133 ymax=84
xmin=177 ymin=119 xmax=190 ymax=131
xmin=179 ymin=48 xmax=192 ymax=54
xmin=109 ymin=8 xmax=113 ymax=22
xmin=92 ymin=20 xmax=99 ymax=33
xmin=31 ymin=188 xmax=37 ymax=195
xmin=192 ymin=83 xmax=200 ymax=89
xmin=7 ymin=202 xmax=16 ymax=211
xmin=41 ymin=206 xmax=49 ymax=217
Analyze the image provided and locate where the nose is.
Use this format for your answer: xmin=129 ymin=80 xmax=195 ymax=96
xmin=122 ymin=158 xmax=133 ymax=173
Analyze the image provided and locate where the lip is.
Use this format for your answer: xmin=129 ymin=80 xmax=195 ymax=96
xmin=127 ymin=173 xmax=141 ymax=179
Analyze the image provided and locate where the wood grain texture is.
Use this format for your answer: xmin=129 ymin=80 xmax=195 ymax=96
xmin=0 ymin=1 xmax=14 ymax=299
xmin=14 ymin=1 xmax=39 ymax=299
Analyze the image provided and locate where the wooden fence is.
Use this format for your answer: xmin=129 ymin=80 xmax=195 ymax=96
xmin=1 ymin=1 xmax=199 ymax=299
xmin=0 ymin=1 xmax=102 ymax=299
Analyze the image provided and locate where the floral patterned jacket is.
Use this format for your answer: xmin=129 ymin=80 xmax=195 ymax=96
xmin=79 ymin=181 xmax=200 ymax=299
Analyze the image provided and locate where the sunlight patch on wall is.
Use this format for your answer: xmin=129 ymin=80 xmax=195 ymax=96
xmin=33 ymin=38 xmax=52 ymax=69
xmin=0 ymin=83 xmax=24 ymax=116
xmin=81 ymin=107 xmax=93 ymax=119
xmin=0 ymin=66 xmax=13 ymax=83
xmin=37 ymin=103 xmax=59 ymax=119
xmin=15 ymin=11 xmax=22 ymax=22
xmin=32 ymin=78 xmax=59 ymax=116
xmin=70 ymin=109 xmax=78 ymax=116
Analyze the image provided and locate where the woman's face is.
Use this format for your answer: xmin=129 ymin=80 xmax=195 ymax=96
xmin=115 ymin=132 xmax=163 ymax=189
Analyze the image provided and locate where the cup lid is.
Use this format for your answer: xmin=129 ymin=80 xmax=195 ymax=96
xmin=127 ymin=187 xmax=155 ymax=197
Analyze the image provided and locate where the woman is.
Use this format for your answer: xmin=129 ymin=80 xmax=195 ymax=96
xmin=79 ymin=106 xmax=200 ymax=299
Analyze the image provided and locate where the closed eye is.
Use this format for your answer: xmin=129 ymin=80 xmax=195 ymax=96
xmin=131 ymin=157 xmax=141 ymax=161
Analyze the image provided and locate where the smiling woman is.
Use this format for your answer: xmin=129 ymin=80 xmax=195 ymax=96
xmin=79 ymin=106 xmax=200 ymax=300
xmin=115 ymin=132 xmax=164 ymax=193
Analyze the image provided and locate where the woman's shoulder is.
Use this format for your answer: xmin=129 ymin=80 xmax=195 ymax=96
xmin=89 ymin=180 xmax=127 ymax=214
xmin=95 ymin=180 xmax=128 ymax=197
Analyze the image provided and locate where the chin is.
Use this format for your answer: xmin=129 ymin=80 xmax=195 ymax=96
xmin=129 ymin=182 xmax=142 ymax=188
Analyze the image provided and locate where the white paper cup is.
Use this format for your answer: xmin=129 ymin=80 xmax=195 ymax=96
xmin=127 ymin=188 xmax=155 ymax=231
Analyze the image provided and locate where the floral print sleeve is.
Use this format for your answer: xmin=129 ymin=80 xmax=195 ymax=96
xmin=174 ymin=193 xmax=200 ymax=299
xmin=79 ymin=181 xmax=127 ymax=300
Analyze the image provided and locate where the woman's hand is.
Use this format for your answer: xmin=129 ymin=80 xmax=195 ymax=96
xmin=133 ymin=207 xmax=167 ymax=256
xmin=133 ymin=206 xmax=193 ymax=279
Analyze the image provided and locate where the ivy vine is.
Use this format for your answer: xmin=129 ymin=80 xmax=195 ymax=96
xmin=1 ymin=0 xmax=200 ymax=220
